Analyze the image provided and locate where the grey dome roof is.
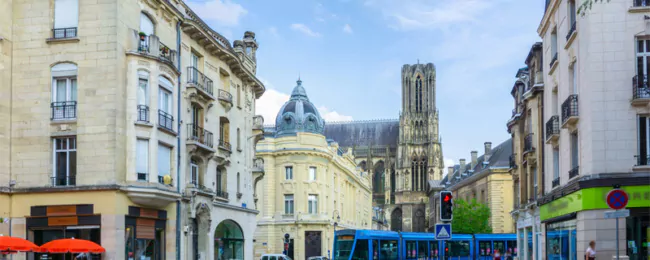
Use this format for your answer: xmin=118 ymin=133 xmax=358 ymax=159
xmin=275 ymin=79 xmax=325 ymax=136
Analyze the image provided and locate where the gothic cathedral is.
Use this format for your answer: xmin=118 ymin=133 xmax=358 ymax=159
xmin=323 ymin=62 xmax=444 ymax=232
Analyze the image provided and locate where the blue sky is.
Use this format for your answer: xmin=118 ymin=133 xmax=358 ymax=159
xmin=187 ymin=0 xmax=545 ymax=170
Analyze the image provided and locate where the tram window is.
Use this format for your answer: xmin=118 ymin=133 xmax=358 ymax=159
xmin=405 ymin=241 xmax=417 ymax=259
xmin=479 ymin=241 xmax=492 ymax=256
xmin=379 ymin=240 xmax=399 ymax=260
xmin=372 ymin=240 xmax=379 ymax=260
xmin=509 ymin=240 xmax=518 ymax=256
xmin=417 ymin=241 xmax=427 ymax=258
xmin=447 ymin=241 xmax=470 ymax=256
xmin=351 ymin=239 xmax=369 ymax=260
xmin=334 ymin=236 xmax=354 ymax=260
xmin=494 ymin=241 xmax=506 ymax=255
xmin=429 ymin=241 xmax=439 ymax=257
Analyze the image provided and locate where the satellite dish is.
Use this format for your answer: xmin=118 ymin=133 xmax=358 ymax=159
xmin=163 ymin=175 xmax=173 ymax=185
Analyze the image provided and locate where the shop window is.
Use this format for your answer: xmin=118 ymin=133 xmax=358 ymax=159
xmin=215 ymin=220 xmax=244 ymax=260
xmin=33 ymin=228 xmax=101 ymax=260
xmin=546 ymin=219 xmax=577 ymax=260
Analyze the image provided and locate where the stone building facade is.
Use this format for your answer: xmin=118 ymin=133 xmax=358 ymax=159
xmin=0 ymin=0 xmax=265 ymax=259
xmin=322 ymin=62 xmax=445 ymax=232
xmin=254 ymin=80 xmax=372 ymax=259
xmin=537 ymin=0 xmax=650 ymax=259
xmin=434 ymin=139 xmax=515 ymax=234
xmin=506 ymin=42 xmax=545 ymax=260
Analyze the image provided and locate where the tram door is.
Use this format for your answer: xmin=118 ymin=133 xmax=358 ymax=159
xmin=305 ymin=231 xmax=322 ymax=258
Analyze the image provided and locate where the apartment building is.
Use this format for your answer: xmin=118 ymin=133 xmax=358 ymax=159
xmin=507 ymin=43 xmax=545 ymax=260
xmin=538 ymin=0 xmax=650 ymax=259
xmin=0 ymin=0 xmax=265 ymax=259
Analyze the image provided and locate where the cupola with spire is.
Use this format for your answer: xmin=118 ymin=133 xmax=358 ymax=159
xmin=274 ymin=79 xmax=325 ymax=137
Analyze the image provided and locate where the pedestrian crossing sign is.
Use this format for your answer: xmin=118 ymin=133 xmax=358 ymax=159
xmin=435 ymin=224 xmax=452 ymax=240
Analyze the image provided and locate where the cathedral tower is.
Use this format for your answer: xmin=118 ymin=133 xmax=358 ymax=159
xmin=388 ymin=62 xmax=444 ymax=232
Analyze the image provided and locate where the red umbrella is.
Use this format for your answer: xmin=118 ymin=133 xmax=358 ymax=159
xmin=0 ymin=236 xmax=40 ymax=252
xmin=39 ymin=238 xmax=105 ymax=254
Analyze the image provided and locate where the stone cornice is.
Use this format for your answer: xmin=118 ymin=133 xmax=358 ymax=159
xmin=538 ymin=0 xmax=560 ymax=37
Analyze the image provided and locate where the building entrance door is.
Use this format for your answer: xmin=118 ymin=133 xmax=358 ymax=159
xmin=305 ymin=231 xmax=322 ymax=258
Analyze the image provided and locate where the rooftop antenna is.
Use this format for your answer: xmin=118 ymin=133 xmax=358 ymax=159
xmin=417 ymin=59 xmax=419 ymax=65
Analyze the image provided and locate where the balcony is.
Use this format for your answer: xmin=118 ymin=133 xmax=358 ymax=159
xmin=216 ymin=190 xmax=229 ymax=200
xmin=137 ymin=105 xmax=149 ymax=123
xmin=186 ymin=67 xmax=215 ymax=101
xmin=635 ymin=155 xmax=649 ymax=166
xmin=51 ymin=101 xmax=77 ymax=120
xmin=632 ymin=75 xmax=650 ymax=106
xmin=218 ymin=139 xmax=232 ymax=152
xmin=552 ymin=177 xmax=560 ymax=188
xmin=561 ymin=94 xmax=579 ymax=128
xmin=158 ymin=110 xmax=175 ymax=134
xmin=565 ymin=21 xmax=577 ymax=45
xmin=252 ymin=157 xmax=264 ymax=173
xmin=52 ymin=175 xmax=76 ymax=186
xmin=545 ymin=115 xmax=560 ymax=144
xmin=569 ymin=166 xmax=580 ymax=179
xmin=47 ymin=27 xmax=79 ymax=43
xmin=524 ymin=133 xmax=535 ymax=154
xmin=187 ymin=124 xmax=215 ymax=155
xmin=218 ymin=89 xmax=233 ymax=108
xmin=128 ymin=30 xmax=178 ymax=69
xmin=549 ymin=53 xmax=558 ymax=73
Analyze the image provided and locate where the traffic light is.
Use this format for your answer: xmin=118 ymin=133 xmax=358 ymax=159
xmin=440 ymin=191 xmax=453 ymax=221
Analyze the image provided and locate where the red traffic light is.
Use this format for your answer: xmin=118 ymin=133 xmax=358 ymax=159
xmin=285 ymin=243 xmax=289 ymax=250
xmin=443 ymin=194 xmax=452 ymax=202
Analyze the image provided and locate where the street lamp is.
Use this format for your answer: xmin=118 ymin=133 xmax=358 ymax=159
xmin=332 ymin=210 xmax=341 ymax=231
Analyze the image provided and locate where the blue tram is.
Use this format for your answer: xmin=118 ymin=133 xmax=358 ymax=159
xmin=333 ymin=229 xmax=517 ymax=260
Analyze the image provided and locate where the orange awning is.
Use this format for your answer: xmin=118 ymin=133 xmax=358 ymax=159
xmin=0 ymin=236 xmax=40 ymax=252
xmin=39 ymin=238 xmax=105 ymax=254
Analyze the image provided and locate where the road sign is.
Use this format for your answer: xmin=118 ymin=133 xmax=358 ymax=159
xmin=606 ymin=189 xmax=629 ymax=210
xmin=435 ymin=224 xmax=452 ymax=240
xmin=604 ymin=209 xmax=630 ymax=219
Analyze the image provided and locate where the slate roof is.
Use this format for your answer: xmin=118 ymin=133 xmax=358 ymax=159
xmin=322 ymin=119 xmax=400 ymax=148
xmin=446 ymin=138 xmax=513 ymax=188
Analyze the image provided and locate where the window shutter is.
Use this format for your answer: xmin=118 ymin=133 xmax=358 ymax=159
xmin=54 ymin=0 xmax=78 ymax=29
xmin=158 ymin=145 xmax=171 ymax=177
xmin=136 ymin=140 xmax=149 ymax=175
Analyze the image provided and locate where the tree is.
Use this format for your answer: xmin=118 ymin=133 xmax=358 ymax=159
xmin=577 ymin=0 xmax=611 ymax=16
xmin=451 ymin=198 xmax=493 ymax=234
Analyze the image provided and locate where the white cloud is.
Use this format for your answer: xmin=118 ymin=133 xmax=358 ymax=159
xmin=444 ymin=158 xmax=455 ymax=170
xmin=290 ymin=24 xmax=322 ymax=37
xmin=318 ymin=106 xmax=353 ymax=122
xmin=186 ymin=0 xmax=248 ymax=26
xmin=343 ymin=24 xmax=353 ymax=34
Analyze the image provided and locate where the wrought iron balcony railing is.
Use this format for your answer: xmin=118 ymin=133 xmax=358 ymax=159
xmin=134 ymin=33 xmax=178 ymax=68
xmin=633 ymin=75 xmax=650 ymax=99
xmin=187 ymin=124 xmax=214 ymax=148
xmin=52 ymin=27 xmax=77 ymax=39
xmin=524 ymin=133 xmax=535 ymax=153
xmin=51 ymin=101 xmax=77 ymax=120
xmin=549 ymin=52 xmax=558 ymax=68
xmin=187 ymin=67 xmax=214 ymax=96
xmin=52 ymin=175 xmax=76 ymax=186
xmin=137 ymin=105 xmax=149 ymax=123
xmin=552 ymin=177 xmax=560 ymax=188
xmin=218 ymin=139 xmax=232 ymax=151
xmin=569 ymin=166 xmax=580 ymax=179
xmin=218 ymin=89 xmax=233 ymax=104
xmin=158 ymin=110 xmax=174 ymax=132
xmin=216 ymin=190 xmax=229 ymax=199
xmin=635 ymin=155 xmax=650 ymax=166
xmin=566 ymin=21 xmax=576 ymax=41
xmin=159 ymin=42 xmax=174 ymax=64
xmin=546 ymin=115 xmax=560 ymax=141
xmin=561 ymin=94 xmax=579 ymax=124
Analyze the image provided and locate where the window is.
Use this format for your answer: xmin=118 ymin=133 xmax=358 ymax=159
xmin=639 ymin=116 xmax=650 ymax=166
xmin=637 ymin=39 xmax=650 ymax=88
xmin=137 ymin=71 xmax=149 ymax=122
xmin=190 ymin=160 xmax=198 ymax=186
xmin=553 ymin=148 xmax=560 ymax=180
xmin=284 ymin=195 xmax=294 ymax=214
xmin=157 ymin=144 xmax=172 ymax=184
xmin=216 ymin=167 xmax=224 ymax=193
xmin=308 ymin=194 xmax=318 ymax=214
xmin=237 ymin=85 xmax=241 ymax=108
xmin=53 ymin=137 xmax=76 ymax=186
xmin=415 ymin=76 xmax=423 ymax=112
xmin=136 ymin=139 xmax=149 ymax=181
xmin=309 ymin=167 xmax=317 ymax=181
xmin=158 ymin=77 xmax=173 ymax=130
xmin=532 ymin=167 xmax=538 ymax=200
xmin=53 ymin=0 xmax=78 ymax=38
xmin=219 ymin=117 xmax=230 ymax=150
xmin=570 ymin=132 xmax=579 ymax=169
xmin=285 ymin=166 xmax=293 ymax=180
xmin=51 ymin=63 xmax=78 ymax=120
xmin=570 ymin=63 xmax=578 ymax=94
xmin=236 ymin=128 xmax=241 ymax=151
xmin=140 ymin=13 xmax=154 ymax=36
xmin=552 ymin=92 xmax=559 ymax=115
xmin=568 ymin=0 xmax=576 ymax=26
xmin=236 ymin=172 xmax=240 ymax=194
xmin=551 ymin=29 xmax=558 ymax=57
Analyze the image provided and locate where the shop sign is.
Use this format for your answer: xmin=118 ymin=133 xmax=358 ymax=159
xmin=540 ymin=185 xmax=650 ymax=221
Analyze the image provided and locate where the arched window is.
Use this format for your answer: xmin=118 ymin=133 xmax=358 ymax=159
xmin=414 ymin=210 xmax=425 ymax=232
xmin=391 ymin=208 xmax=403 ymax=231
xmin=236 ymin=128 xmax=241 ymax=151
xmin=51 ymin=63 xmax=78 ymax=120
xmin=416 ymin=76 xmax=423 ymax=112
xmin=236 ymin=172 xmax=240 ymax=194
xmin=373 ymin=161 xmax=385 ymax=194
xmin=140 ymin=12 xmax=155 ymax=36
xmin=420 ymin=158 xmax=427 ymax=191
xmin=219 ymin=117 xmax=231 ymax=150
xmin=411 ymin=159 xmax=417 ymax=191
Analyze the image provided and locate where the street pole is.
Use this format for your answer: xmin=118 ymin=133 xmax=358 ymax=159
xmin=616 ymin=214 xmax=619 ymax=260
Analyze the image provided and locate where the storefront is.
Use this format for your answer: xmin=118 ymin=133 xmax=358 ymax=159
xmin=26 ymin=204 xmax=102 ymax=260
xmin=214 ymin=219 xmax=244 ymax=260
xmin=540 ymin=185 xmax=650 ymax=260
xmin=125 ymin=206 xmax=168 ymax=260
xmin=515 ymin=210 xmax=541 ymax=260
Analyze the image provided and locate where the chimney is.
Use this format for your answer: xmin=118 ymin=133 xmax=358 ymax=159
xmin=447 ymin=166 xmax=454 ymax=176
xmin=470 ymin=151 xmax=478 ymax=169
xmin=484 ymin=142 xmax=493 ymax=162
xmin=459 ymin=159 xmax=466 ymax=173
